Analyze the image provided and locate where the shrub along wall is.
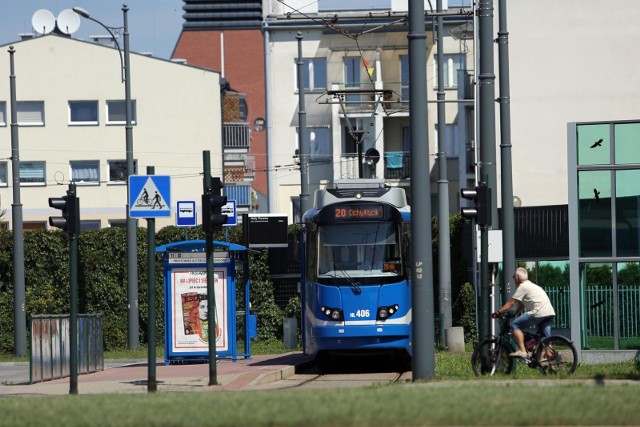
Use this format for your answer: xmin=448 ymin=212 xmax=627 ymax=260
xmin=0 ymin=225 xmax=282 ymax=353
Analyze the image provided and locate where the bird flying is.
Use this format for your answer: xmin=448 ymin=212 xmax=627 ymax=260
xmin=590 ymin=138 xmax=603 ymax=148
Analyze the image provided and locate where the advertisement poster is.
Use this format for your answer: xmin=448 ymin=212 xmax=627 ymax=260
xmin=171 ymin=267 xmax=227 ymax=353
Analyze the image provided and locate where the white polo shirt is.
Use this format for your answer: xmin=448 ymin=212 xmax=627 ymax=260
xmin=512 ymin=280 xmax=556 ymax=318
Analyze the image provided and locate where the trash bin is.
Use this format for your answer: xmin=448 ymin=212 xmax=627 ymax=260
xmin=283 ymin=317 xmax=297 ymax=349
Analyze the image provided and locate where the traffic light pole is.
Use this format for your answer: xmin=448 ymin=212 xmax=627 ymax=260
xmin=68 ymin=184 xmax=79 ymax=395
xmin=202 ymin=151 xmax=218 ymax=386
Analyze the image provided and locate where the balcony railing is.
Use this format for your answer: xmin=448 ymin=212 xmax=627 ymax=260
xmin=339 ymin=152 xmax=411 ymax=180
xmin=383 ymin=151 xmax=410 ymax=180
xmin=224 ymin=184 xmax=251 ymax=206
xmin=223 ymin=123 xmax=250 ymax=149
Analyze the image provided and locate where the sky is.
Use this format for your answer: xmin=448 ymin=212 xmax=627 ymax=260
xmin=0 ymin=0 xmax=185 ymax=59
xmin=0 ymin=0 xmax=391 ymax=60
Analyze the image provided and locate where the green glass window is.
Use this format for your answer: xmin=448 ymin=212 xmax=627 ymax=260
xmin=616 ymin=170 xmax=640 ymax=256
xmin=614 ymin=122 xmax=640 ymax=165
xmin=580 ymin=263 xmax=613 ymax=350
xmin=538 ymin=260 xmax=570 ymax=330
xmin=616 ymin=262 xmax=640 ymax=350
xmin=578 ymin=170 xmax=611 ymax=257
xmin=577 ymin=123 xmax=609 ymax=165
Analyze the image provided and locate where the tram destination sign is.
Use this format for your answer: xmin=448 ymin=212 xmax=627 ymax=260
xmin=333 ymin=204 xmax=384 ymax=220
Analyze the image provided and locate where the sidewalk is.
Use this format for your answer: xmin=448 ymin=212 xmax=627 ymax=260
xmin=0 ymin=353 xmax=312 ymax=396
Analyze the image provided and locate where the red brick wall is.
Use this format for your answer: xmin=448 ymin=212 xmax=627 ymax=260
xmin=173 ymin=30 xmax=268 ymax=199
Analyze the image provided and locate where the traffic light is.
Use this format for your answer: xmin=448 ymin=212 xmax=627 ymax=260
xmin=460 ymin=183 xmax=491 ymax=226
xmin=202 ymin=178 xmax=227 ymax=233
xmin=48 ymin=191 xmax=79 ymax=235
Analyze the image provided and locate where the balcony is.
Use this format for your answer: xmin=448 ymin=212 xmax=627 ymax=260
xmin=223 ymin=123 xmax=250 ymax=149
xmin=224 ymin=183 xmax=251 ymax=207
xmin=383 ymin=151 xmax=410 ymax=180
xmin=339 ymin=152 xmax=411 ymax=180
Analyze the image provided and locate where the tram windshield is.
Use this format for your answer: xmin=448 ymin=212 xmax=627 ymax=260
xmin=317 ymin=222 xmax=401 ymax=279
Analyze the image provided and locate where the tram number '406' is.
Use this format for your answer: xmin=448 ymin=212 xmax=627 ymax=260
xmin=350 ymin=309 xmax=370 ymax=318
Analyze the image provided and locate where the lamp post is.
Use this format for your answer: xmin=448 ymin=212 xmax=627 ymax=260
xmin=74 ymin=4 xmax=139 ymax=349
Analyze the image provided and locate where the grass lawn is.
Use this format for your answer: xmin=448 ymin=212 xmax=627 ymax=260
xmin=1 ymin=343 xmax=639 ymax=426
xmin=0 ymin=381 xmax=639 ymax=426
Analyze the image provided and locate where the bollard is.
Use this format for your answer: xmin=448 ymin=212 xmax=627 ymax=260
xmin=445 ymin=327 xmax=466 ymax=353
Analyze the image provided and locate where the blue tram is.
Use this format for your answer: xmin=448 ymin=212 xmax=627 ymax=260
xmin=301 ymin=179 xmax=412 ymax=366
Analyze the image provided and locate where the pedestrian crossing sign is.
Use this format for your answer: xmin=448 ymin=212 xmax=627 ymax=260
xmin=129 ymin=175 xmax=171 ymax=218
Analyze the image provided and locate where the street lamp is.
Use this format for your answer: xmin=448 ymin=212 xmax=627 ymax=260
xmin=74 ymin=4 xmax=139 ymax=349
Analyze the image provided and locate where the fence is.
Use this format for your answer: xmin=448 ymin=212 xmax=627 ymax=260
xmin=30 ymin=314 xmax=104 ymax=384
xmin=546 ymin=285 xmax=640 ymax=339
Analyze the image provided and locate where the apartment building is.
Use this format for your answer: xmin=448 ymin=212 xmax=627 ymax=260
xmin=0 ymin=34 xmax=222 ymax=230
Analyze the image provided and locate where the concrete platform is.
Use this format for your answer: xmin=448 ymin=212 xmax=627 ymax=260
xmin=0 ymin=353 xmax=312 ymax=396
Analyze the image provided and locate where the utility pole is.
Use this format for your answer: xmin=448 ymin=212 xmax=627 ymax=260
xmin=409 ymin=0 xmax=436 ymax=380
xmin=497 ymin=0 xmax=516 ymax=302
xmin=296 ymin=32 xmax=310 ymax=220
xmin=8 ymin=45 xmax=26 ymax=357
xmin=477 ymin=0 xmax=498 ymax=341
xmin=435 ymin=0 xmax=452 ymax=346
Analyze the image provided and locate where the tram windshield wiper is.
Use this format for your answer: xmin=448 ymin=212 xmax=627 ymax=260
xmin=332 ymin=255 xmax=362 ymax=294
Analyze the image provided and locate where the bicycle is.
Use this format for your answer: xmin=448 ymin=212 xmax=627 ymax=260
xmin=471 ymin=313 xmax=578 ymax=376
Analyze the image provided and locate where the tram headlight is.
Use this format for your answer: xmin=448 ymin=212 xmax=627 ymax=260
xmin=377 ymin=304 xmax=399 ymax=321
xmin=320 ymin=306 xmax=344 ymax=321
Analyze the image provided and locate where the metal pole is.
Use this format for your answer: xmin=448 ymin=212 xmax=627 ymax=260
xmin=69 ymin=183 xmax=79 ymax=395
xmin=296 ymin=32 xmax=310 ymax=221
xmin=202 ymin=151 xmax=218 ymax=385
xmin=478 ymin=0 xmax=498 ymax=229
xmin=497 ymin=0 xmax=515 ymax=302
xmin=146 ymin=166 xmax=157 ymax=392
xmin=435 ymin=0 xmax=452 ymax=346
xmin=123 ymin=4 xmax=139 ymax=350
xmin=409 ymin=0 xmax=435 ymax=380
xmin=8 ymin=46 xmax=26 ymax=357
xmin=478 ymin=0 xmax=497 ymax=340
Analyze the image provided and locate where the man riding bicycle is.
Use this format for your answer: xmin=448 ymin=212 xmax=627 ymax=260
xmin=491 ymin=267 xmax=556 ymax=358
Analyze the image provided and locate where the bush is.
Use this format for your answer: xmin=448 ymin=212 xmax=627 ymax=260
xmin=0 ymin=225 xmax=281 ymax=352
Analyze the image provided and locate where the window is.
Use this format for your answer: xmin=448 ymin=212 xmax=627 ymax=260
xmin=434 ymin=124 xmax=460 ymax=158
xmin=400 ymin=55 xmax=410 ymax=101
xmin=0 ymin=162 xmax=7 ymax=187
xmin=108 ymin=159 xmax=137 ymax=183
xmin=344 ymin=57 xmax=361 ymax=105
xmin=17 ymin=101 xmax=45 ymax=126
xmin=0 ymin=101 xmax=6 ymax=126
xmin=19 ymin=161 xmax=45 ymax=186
xmin=71 ymin=160 xmax=100 ymax=185
xmin=296 ymin=58 xmax=327 ymax=91
xmin=434 ymin=54 xmax=465 ymax=88
xmin=24 ymin=222 xmax=47 ymax=231
xmin=106 ymin=100 xmax=137 ymax=124
xmin=80 ymin=220 xmax=101 ymax=231
xmin=109 ymin=219 xmax=126 ymax=228
xmin=69 ymin=101 xmax=98 ymax=125
xmin=298 ymin=127 xmax=331 ymax=162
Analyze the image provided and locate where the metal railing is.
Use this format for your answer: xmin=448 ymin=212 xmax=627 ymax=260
xmin=224 ymin=184 xmax=251 ymax=206
xmin=545 ymin=285 xmax=640 ymax=339
xmin=30 ymin=314 xmax=103 ymax=384
xmin=223 ymin=123 xmax=250 ymax=149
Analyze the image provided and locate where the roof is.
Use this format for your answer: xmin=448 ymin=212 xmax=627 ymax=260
xmin=155 ymin=240 xmax=247 ymax=253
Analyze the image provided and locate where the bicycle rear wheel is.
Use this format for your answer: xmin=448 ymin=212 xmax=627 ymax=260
xmin=471 ymin=338 xmax=515 ymax=376
xmin=535 ymin=335 xmax=578 ymax=375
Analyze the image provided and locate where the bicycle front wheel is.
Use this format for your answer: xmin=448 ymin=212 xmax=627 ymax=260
xmin=471 ymin=338 xmax=515 ymax=376
xmin=535 ymin=335 xmax=578 ymax=375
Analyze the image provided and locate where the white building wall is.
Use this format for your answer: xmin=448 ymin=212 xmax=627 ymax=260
xmin=0 ymin=35 xmax=221 ymax=229
xmin=501 ymin=0 xmax=640 ymax=207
